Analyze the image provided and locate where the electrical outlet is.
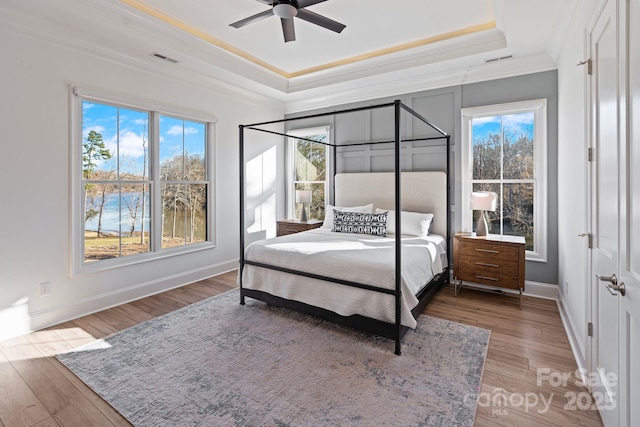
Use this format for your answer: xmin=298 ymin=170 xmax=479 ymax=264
xmin=39 ymin=282 xmax=51 ymax=296
xmin=564 ymin=280 xmax=569 ymax=295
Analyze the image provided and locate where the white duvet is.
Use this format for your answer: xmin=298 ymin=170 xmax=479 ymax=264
xmin=241 ymin=228 xmax=447 ymax=329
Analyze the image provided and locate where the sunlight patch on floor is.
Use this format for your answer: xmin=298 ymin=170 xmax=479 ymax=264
xmin=1 ymin=326 xmax=98 ymax=361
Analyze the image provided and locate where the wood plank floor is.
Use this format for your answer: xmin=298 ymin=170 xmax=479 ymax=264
xmin=0 ymin=272 xmax=603 ymax=426
xmin=425 ymin=286 xmax=603 ymax=427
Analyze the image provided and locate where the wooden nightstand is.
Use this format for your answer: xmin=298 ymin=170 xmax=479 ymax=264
xmin=453 ymin=232 xmax=526 ymax=307
xmin=276 ymin=219 xmax=323 ymax=236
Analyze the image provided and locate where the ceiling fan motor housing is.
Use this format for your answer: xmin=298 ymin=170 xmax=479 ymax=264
xmin=230 ymin=0 xmax=345 ymax=43
xmin=273 ymin=1 xmax=298 ymax=19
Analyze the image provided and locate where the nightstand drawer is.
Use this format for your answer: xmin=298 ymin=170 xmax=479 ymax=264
xmin=278 ymin=225 xmax=306 ymax=236
xmin=457 ymin=264 xmax=520 ymax=289
xmin=457 ymin=241 xmax=519 ymax=261
xmin=276 ymin=220 xmax=322 ymax=236
xmin=457 ymin=255 xmax=520 ymax=277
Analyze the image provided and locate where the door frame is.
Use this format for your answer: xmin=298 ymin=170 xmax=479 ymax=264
xmin=585 ymin=0 xmax=610 ymax=395
xmin=587 ymin=0 xmax=621 ymax=424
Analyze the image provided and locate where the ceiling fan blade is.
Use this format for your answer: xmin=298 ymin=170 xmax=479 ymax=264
xmin=229 ymin=9 xmax=273 ymax=28
xmin=296 ymin=9 xmax=345 ymax=33
xmin=295 ymin=0 xmax=328 ymax=8
xmin=281 ymin=17 xmax=296 ymax=42
xmin=255 ymin=0 xmax=274 ymax=4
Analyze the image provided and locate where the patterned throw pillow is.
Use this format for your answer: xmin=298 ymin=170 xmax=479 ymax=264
xmin=332 ymin=210 xmax=388 ymax=236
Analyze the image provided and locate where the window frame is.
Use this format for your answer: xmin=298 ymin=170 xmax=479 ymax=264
xmin=461 ymin=99 xmax=547 ymax=263
xmin=71 ymin=86 xmax=217 ymax=276
xmin=286 ymin=126 xmax=331 ymax=221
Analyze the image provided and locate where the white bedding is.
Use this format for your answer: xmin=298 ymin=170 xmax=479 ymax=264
xmin=241 ymin=228 xmax=447 ymax=329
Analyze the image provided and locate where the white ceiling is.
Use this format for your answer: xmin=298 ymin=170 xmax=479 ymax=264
xmin=146 ymin=0 xmax=496 ymax=72
xmin=0 ymin=0 xmax=576 ymax=111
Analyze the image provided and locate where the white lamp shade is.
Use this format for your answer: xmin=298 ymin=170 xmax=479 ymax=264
xmin=295 ymin=189 xmax=311 ymax=204
xmin=470 ymin=191 xmax=497 ymax=211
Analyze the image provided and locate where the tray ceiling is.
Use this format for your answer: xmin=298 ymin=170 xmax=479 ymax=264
xmin=0 ymin=0 xmax=575 ymax=108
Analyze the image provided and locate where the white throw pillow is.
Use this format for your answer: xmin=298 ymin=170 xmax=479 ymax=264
xmin=322 ymin=204 xmax=374 ymax=228
xmin=375 ymin=209 xmax=434 ymax=236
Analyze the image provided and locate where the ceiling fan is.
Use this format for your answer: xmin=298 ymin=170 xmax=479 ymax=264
xmin=230 ymin=0 xmax=346 ymax=43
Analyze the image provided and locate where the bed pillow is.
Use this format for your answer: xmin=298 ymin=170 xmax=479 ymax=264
xmin=332 ymin=210 xmax=388 ymax=236
xmin=375 ymin=209 xmax=434 ymax=237
xmin=322 ymin=203 xmax=373 ymax=229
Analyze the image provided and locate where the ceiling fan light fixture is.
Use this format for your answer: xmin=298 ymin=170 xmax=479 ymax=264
xmin=273 ymin=3 xmax=298 ymax=19
xmin=230 ymin=0 xmax=345 ymax=43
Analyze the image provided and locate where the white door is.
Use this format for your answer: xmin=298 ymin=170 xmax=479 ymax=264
xmin=590 ymin=1 xmax=619 ymax=426
xmin=618 ymin=1 xmax=640 ymax=425
xmin=590 ymin=1 xmax=640 ymax=426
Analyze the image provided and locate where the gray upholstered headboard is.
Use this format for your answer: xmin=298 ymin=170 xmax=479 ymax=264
xmin=334 ymin=171 xmax=448 ymax=237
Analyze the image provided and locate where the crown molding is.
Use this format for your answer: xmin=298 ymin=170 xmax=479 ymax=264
xmin=287 ymin=29 xmax=507 ymax=93
xmin=544 ymin=0 xmax=579 ymax=63
xmin=0 ymin=4 xmax=286 ymax=108
xmin=284 ymin=53 xmax=557 ymax=113
xmin=1 ymin=0 xmax=559 ymax=113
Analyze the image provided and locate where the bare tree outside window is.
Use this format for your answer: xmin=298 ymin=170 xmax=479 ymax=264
xmin=160 ymin=117 xmax=207 ymax=248
xmin=292 ymin=131 xmax=328 ymax=221
xmin=471 ymin=113 xmax=535 ymax=250
xmin=80 ymin=99 xmax=211 ymax=266
xmin=82 ymin=102 xmax=150 ymax=262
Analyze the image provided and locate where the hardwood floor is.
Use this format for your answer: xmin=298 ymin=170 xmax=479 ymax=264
xmin=0 ymin=272 xmax=603 ymax=427
xmin=425 ymin=286 xmax=603 ymax=427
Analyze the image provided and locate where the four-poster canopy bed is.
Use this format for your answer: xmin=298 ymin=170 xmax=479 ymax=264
xmin=238 ymin=100 xmax=450 ymax=355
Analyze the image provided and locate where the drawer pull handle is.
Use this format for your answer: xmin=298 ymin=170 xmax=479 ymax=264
xmin=475 ymin=262 xmax=499 ymax=268
xmin=475 ymin=275 xmax=499 ymax=282
xmin=476 ymin=248 xmax=499 ymax=254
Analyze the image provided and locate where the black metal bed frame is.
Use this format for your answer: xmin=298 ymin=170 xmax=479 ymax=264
xmin=238 ymin=100 xmax=450 ymax=355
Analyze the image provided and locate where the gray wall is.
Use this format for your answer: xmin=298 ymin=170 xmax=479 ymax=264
xmin=286 ymin=71 xmax=558 ymax=285
xmin=461 ymin=72 xmax=558 ymax=285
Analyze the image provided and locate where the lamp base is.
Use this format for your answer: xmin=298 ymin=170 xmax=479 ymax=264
xmin=476 ymin=211 xmax=488 ymax=237
xmin=300 ymin=205 xmax=308 ymax=222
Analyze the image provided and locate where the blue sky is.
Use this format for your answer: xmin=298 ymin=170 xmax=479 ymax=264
xmin=472 ymin=112 xmax=534 ymax=142
xmin=82 ymin=101 xmax=205 ymax=173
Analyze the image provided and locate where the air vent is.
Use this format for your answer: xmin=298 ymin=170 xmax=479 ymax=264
xmin=150 ymin=52 xmax=179 ymax=64
xmin=485 ymin=55 xmax=514 ymax=63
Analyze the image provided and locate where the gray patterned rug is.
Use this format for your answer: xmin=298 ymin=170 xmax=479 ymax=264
xmin=57 ymin=289 xmax=490 ymax=427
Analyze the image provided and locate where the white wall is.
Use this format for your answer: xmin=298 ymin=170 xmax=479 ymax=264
xmin=556 ymin=0 xmax=599 ymax=368
xmin=0 ymin=28 xmax=285 ymax=341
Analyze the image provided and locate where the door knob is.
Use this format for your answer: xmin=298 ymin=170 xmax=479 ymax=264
xmin=596 ymin=273 xmax=626 ymax=296
xmin=596 ymin=273 xmax=617 ymax=284
xmin=606 ymin=282 xmax=626 ymax=296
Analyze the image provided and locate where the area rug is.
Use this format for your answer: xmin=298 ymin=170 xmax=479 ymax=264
xmin=57 ymin=289 xmax=490 ymax=427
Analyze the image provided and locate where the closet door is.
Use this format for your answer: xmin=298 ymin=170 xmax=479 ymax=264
xmin=617 ymin=1 xmax=640 ymax=426
xmin=589 ymin=1 xmax=619 ymax=426
xmin=589 ymin=1 xmax=640 ymax=426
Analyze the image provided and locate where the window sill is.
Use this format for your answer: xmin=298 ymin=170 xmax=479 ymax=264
xmin=72 ymin=241 xmax=217 ymax=277
xmin=526 ymin=251 xmax=547 ymax=263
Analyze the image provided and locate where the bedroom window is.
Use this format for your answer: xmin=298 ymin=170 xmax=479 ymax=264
xmin=461 ymin=99 xmax=547 ymax=262
xmin=73 ymin=87 xmax=216 ymax=274
xmin=288 ymin=127 xmax=329 ymax=221
xmin=81 ymin=103 xmax=152 ymax=261
xmin=159 ymin=117 xmax=208 ymax=249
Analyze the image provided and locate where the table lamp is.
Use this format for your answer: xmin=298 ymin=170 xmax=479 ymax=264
xmin=471 ymin=191 xmax=497 ymax=237
xmin=295 ymin=189 xmax=312 ymax=222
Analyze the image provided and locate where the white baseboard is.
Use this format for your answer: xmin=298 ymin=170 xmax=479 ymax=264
xmin=448 ymin=277 xmax=559 ymax=301
xmin=447 ymin=268 xmax=559 ymax=301
xmin=523 ymin=280 xmax=559 ymax=300
xmin=556 ymin=297 xmax=589 ymax=387
xmin=27 ymin=259 xmax=238 ymax=337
